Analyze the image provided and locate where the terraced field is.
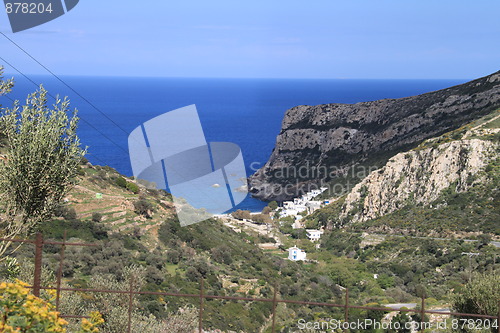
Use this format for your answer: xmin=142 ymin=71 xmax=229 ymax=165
xmin=66 ymin=163 xmax=176 ymax=239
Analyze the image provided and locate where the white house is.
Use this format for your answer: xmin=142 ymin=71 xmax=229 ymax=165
xmin=295 ymin=205 xmax=307 ymax=213
xmin=306 ymin=201 xmax=322 ymax=213
xmin=292 ymin=217 xmax=304 ymax=229
xmin=280 ymin=209 xmax=298 ymax=218
xmin=306 ymin=229 xmax=324 ymax=242
xmin=288 ymin=246 xmax=306 ymax=261
xmin=280 ymin=204 xmax=307 ymax=218
xmin=309 ymin=189 xmax=322 ymax=196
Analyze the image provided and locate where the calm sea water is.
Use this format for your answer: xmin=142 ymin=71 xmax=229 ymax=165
xmin=2 ymin=75 xmax=467 ymax=211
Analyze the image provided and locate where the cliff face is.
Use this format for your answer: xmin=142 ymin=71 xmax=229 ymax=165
xmin=340 ymin=137 xmax=498 ymax=223
xmin=249 ymin=71 xmax=500 ymax=201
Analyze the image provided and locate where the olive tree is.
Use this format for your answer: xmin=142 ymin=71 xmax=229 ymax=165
xmin=62 ymin=265 xmax=198 ymax=333
xmin=0 ymin=67 xmax=13 ymax=97
xmin=0 ymin=72 xmax=86 ymax=259
xmin=452 ymin=273 xmax=499 ymax=332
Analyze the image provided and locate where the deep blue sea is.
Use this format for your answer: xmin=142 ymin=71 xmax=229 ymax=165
xmin=1 ymin=75 xmax=468 ymax=211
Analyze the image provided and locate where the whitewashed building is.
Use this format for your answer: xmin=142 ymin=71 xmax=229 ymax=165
xmin=279 ymin=187 xmax=328 ymax=218
xmin=306 ymin=229 xmax=324 ymax=242
xmin=306 ymin=201 xmax=322 ymax=213
xmin=292 ymin=217 xmax=304 ymax=229
xmin=280 ymin=205 xmax=307 ymax=218
xmin=288 ymin=246 xmax=306 ymax=261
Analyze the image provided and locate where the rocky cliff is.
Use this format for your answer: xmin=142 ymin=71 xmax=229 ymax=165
xmin=341 ymin=137 xmax=498 ymax=223
xmin=249 ymin=71 xmax=500 ymax=201
xmin=302 ymin=108 xmax=500 ymax=235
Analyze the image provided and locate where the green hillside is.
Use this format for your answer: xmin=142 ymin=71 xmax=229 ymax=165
xmin=307 ymin=109 xmax=500 ymax=237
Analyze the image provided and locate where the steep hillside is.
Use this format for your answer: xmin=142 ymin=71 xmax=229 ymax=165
xmin=6 ymin=162 xmax=343 ymax=332
xmin=249 ymin=71 xmax=500 ymax=201
xmin=306 ymin=109 xmax=500 ymax=236
xmin=61 ymin=162 xmax=176 ymax=245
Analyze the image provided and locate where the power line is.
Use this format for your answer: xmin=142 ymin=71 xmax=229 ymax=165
xmin=0 ymin=32 xmax=131 ymax=139
xmin=0 ymin=94 xmax=15 ymax=103
xmin=0 ymin=58 xmax=117 ymax=167
xmin=0 ymin=33 xmax=235 ymax=214
xmin=0 ymin=54 xmax=128 ymax=156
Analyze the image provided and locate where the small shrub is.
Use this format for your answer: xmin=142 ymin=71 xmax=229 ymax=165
xmin=92 ymin=212 xmax=102 ymax=223
xmin=53 ymin=205 xmax=66 ymax=217
xmin=115 ymin=176 xmax=127 ymax=188
xmin=167 ymin=250 xmax=181 ymax=264
xmin=64 ymin=207 xmax=78 ymax=221
xmin=134 ymin=198 xmax=153 ymax=217
xmin=268 ymin=201 xmax=278 ymax=210
xmin=186 ymin=267 xmax=201 ymax=282
xmin=231 ymin=210 xmax=251 ymax=220
xmin=211 ymin=245 xmax=233 ymax=265
xmin=76 ymin=166 xmax=86 ymax=176
xmin=126 ymin=182 xmax=140 ymax=194
xmin=97 ymin=170 xmax=107 ymax=181
xmin=0 ymin=280 xmax=104 ymax=332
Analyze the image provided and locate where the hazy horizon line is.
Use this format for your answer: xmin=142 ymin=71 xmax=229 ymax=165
xmin=2 ymin=72 xmax=473 ymax=81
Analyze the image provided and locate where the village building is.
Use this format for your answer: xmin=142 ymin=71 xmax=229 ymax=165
xmin=288 ymin=246 xmax=306 ymax=261
xmin=305 ymin=201 xmax=322 ymax=214
xmin=306 ymin=229 xmax=324 ymax=242
xmin=278 ymin=187 xmax=329 ymax=219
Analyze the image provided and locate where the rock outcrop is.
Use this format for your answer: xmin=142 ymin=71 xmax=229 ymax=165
xmin=340 ymin=138 xmax=498 ymax=223
xmin=249 ymin=71 xmax=500 ymax=201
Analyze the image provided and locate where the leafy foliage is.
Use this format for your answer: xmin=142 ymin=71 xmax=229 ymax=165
xmin=133 ymin=198 xmax=153 ymax=217
xmin=114 ymin=177 xmax=127 ymax=188
xmin=0 ymin=280 xmax=103 ymax=332
xmin=452 ymin=273 xmax=500 ymax=332
xmin=0 ymin=84 xmax=86 ymax=259
xmin=125 ymin=182 xmax=139 ymax=194
xmin=231 ymin=209 xmax=251 ymax=220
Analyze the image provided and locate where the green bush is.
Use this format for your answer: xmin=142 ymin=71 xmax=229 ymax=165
xmin=64 ymin=207 xmax=78 ymax=221
xmin=126 ymin=182 xmax=140 ymax=194
xmin=452 ymin=273 xmax=499 ymax=332
xmin=0 ymin=280 xmax=103 ymax=332
xmin=134 ymin=199 xmax=153 ymax=217
xmin=91 ymin=212 xmax=102 ymax=223
xmin=115 ymin=176 xmax=127 ymax=188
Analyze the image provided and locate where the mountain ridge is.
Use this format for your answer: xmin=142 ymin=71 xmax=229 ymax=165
xmin=304 ymin=108 xmax=500 ymax=236
xmin=249 ymin=71 xmax=500 ymax=201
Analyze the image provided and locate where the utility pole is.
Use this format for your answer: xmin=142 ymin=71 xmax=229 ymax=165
xmin=461 ymin=252 xmax=480 ymax=282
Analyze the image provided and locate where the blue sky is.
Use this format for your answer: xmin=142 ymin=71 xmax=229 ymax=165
xmin=0 ymin=0 xmax=498 ymax=79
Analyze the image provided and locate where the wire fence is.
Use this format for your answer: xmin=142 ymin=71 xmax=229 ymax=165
xmin=1 ymin=232 xmax=499 ymax=333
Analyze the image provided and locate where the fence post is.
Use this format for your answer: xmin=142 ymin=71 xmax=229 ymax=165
xmin=497 ymin=300 xmax=500 ymax=333
xmin=33 ymin=233 xmax=44 ymax=297
xmin=199 ymin=278 xmax=204 ymax=333
xmin=55 ymin=230 xmax=67 ymax=311
xmin=420 ymin=295 xmax=425 ymax=332
xmin=127 ymin=277 xmax=134 ymax=333
xmin=271 ymin=285 xmax=278 ymax=333
xmin=344 ymin=288 xmax=349 ymax=324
